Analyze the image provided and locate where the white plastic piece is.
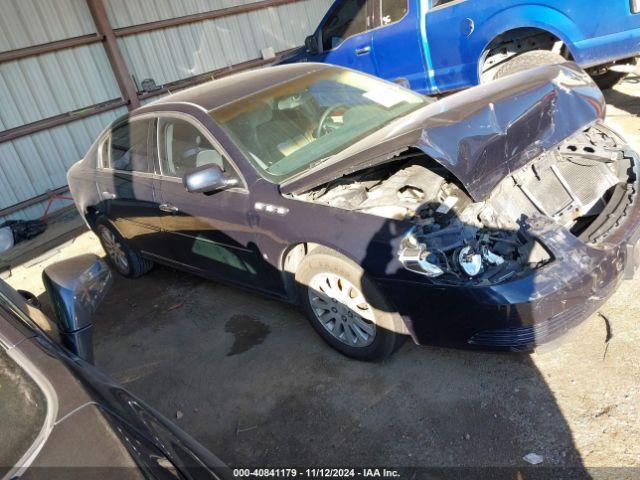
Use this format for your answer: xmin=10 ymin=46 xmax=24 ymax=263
xmin=436 ymin=196 xmax=459 ymax=214
xmin=483 ymin=248 xmax=505 ymax=266
xmin=261 ymin=47 xmax=276 ymax=60
xmin=0 ymin=227 xmax=14 ymax=253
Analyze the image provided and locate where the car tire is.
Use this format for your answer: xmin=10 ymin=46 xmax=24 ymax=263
xmin=96 ymin=219 xmax=153 ymax=278
xmin=589 ymin=59 xmax=637 ymax=90
xmin=493 ymin=50 xmax=566 ymax=80
xmin=295 ymin=247 xmax=406 ymax=361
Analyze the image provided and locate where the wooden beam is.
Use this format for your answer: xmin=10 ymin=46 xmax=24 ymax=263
xmin=86 ymin=0 xmax=140 ymax=109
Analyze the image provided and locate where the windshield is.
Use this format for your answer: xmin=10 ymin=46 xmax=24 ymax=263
xmin=210 ymin=68 xmax=427 ymax=182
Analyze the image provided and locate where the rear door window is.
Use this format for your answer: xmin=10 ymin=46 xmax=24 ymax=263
xmin=108 ymin=120 xmax=153 ymax=173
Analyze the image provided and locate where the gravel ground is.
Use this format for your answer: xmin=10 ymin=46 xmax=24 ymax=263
xmin=5 ymin=73 xmax=640 ymax=477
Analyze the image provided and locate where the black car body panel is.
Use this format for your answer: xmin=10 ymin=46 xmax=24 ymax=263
xmin=67 ymin=63 xmax=640 ymax=352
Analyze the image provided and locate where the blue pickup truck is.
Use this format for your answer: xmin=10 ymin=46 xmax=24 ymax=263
xmin=279 ymin=0 xmax=640 ymax=94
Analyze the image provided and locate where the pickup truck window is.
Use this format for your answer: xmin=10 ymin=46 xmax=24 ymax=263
xmin=321 ymin=0 xmax=369 ymax=50
xmin=431 ymin=0 xmax=455 ymax=7
xmin=380 ymin=0 xmax=407 ymax=24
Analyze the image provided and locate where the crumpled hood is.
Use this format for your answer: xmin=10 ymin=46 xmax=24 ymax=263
xmin=281 ymin=62 xmax=605 ymax=201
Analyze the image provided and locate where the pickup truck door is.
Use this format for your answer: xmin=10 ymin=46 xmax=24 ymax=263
xmin=424 ymin=0 xmax=488 ymax=92
xmin=317 ymin=0 xmax=378 ymax=75
xmin=371 ymin=0 xmax=430 ymax=92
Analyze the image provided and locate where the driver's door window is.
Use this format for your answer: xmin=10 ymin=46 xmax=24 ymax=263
xmin=321 ymin=0 xmax=371 ymax=51
xmin=157 ymin=118 xmax=235 ymax=180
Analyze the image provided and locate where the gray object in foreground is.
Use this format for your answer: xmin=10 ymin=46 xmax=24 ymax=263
xmin=0 ymin=255 xmax=228 ymax=479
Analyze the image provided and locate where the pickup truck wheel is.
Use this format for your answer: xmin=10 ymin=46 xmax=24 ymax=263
xmin=96 ymin=219 xmax=153 ymax=278
xmin=296 ymin=247 xmax=406 ymax=361
xmin=588 ymin=59 xmax=637 ymax=90
xmin=493 ymin=50 xmax=566 ymax=80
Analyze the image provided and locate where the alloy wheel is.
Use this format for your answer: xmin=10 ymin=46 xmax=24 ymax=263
xmin=100 ymin=227 xmax=129 ymax=272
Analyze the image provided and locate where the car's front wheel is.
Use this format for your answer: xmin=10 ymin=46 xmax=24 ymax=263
xmin=295 ymin=247 xmax=406 ymax=361
xmin=96 ymin=219 xmax=153 ymax=278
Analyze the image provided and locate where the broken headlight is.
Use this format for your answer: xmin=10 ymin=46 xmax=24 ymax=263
xmin=398 ymin=225 xmax=550 ymax=284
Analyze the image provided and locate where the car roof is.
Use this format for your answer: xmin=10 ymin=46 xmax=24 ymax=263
xmin=148 ymin=62 xmax=335 ymax=112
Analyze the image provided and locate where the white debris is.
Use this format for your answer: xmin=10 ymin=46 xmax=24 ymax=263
xmin=523 ymin=453 xmax=544 ymax=465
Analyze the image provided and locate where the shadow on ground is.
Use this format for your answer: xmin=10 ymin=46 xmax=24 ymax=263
xmin=76 ymin=263 xmax=590 ymax=477
xmin=604 ymin=75 xmax=640 ymax=117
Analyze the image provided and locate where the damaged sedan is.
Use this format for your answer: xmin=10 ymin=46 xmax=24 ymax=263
xmin=68 ymin=62 xmax=640 ymax=361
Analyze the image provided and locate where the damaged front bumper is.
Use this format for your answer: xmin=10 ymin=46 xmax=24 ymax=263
xmin=377 ymin=206 xmax=640 ymax=351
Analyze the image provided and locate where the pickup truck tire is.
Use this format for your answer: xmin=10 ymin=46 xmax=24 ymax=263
xmin=493 ymin=50 xmax=566 ymax=80
xmin=296 ymin=247 xmax=406 ymax=361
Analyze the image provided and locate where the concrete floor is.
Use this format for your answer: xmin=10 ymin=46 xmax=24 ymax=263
xmin=6 ymin=75 xmax=640 ymax=476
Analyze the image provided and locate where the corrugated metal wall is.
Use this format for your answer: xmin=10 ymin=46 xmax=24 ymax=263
xmin=107 ymin=0 xmax=332 ymax=86
xmin=0 ymin=0 xmax=331 ymax=222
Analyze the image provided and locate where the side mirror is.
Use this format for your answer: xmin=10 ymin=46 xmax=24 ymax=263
xmin=305 ymin=34 xmax=319 ymax=54
xmin=42 ymin=254 xmax=112 ymax=363
xmin=183 ymin=164 xmax=238 ymax=194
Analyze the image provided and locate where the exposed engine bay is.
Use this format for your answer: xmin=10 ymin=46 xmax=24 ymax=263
xmin=294 ymin=125 xmax=637 ymax=284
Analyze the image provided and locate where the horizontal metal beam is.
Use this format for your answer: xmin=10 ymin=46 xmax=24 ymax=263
xmin=0 ymin=48 xmax=295 ymax=216
xmin=114 ymin=0 xmax=301 ymax=37
xmin=1 ymin=48 xmax=296 ymax=143
xmin=0 ymin=98 xmax=127 ymax=144
xmin=0 ymin=34 xmax=103 ymax=63
xmin=0 ymin=0 xmax=302 ymax=64
xmin=139 ymin=48 xmax=297 ymax=100
xmin=0 ymin=186 xmax=70 ymax=218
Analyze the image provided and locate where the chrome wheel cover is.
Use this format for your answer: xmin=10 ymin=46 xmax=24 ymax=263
xmin=307 ymin=273 xmax=376 ymax=347
xmin=100 ymin=227 xmax=129 ymax=272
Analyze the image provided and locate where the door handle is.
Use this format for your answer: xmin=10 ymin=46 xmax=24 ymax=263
xmin=159 ymin=203 xmax=179 ymax=213
xmin=355 ymin=46 xmax=371 ymax=56
xmin=102 ymin=191 xmax=116 ymax=200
